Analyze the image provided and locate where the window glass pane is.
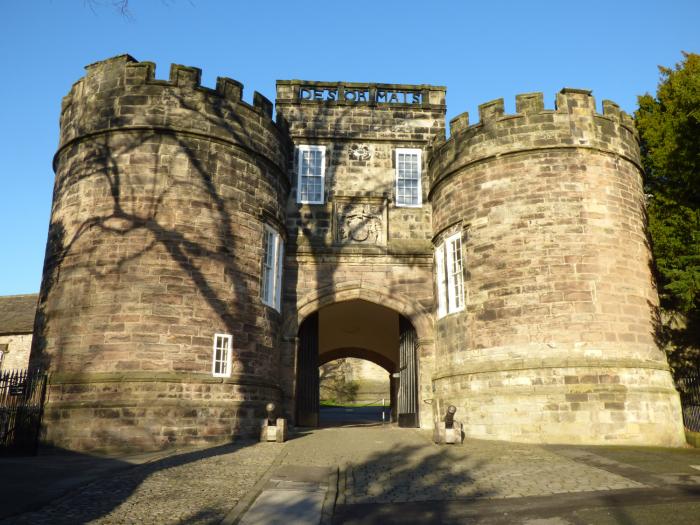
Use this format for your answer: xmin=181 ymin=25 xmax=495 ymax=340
xmin=262 ymin=229 xmax=278 ymax=305
xmin=298 ymin=147 xmax=325 ymax=203
xmin=396 ymin=150 xmax=421 ymax=206
xmin=274 ymin=237 xmax=284 ymax=311
xmin=213 ymin=334 xmax=232 ymax=377
xmin=261 ymin=227 xmax=282 ymax=312
xmin=446 ymin=235 xmax=465 ymax=312
xmin=435 ymin=244 xmax=447 ymax=318
xmin=261 ymin=230 xmax=273 ymax=304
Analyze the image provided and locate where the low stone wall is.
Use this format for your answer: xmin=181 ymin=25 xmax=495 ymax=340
xmin=43 ymin=372 xmax=281 ymax=453
xmin=434 ymin=356 xmax=684 ymax=445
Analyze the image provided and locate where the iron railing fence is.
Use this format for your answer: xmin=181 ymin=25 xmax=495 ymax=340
xmin=0 ymin=368 xmax=47 ymax=455
xmin=677 ymin=371 xmax=700 ymax=432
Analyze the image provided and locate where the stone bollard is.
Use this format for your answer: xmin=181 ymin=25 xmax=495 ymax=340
xmin=433 ymin=405 xmax=463 ymax=445
xmin=260 ymin=402 xmax=287 ymax=443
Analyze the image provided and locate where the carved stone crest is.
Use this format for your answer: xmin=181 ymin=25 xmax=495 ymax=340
xmin=334 ymin=195 xmax=387 ymax=246
xmin=349 ymin=144 xmax=371 ymax=161
xmin=390 ymin=123 xmax=410 ymax=133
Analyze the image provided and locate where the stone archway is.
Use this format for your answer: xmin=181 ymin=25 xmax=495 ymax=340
xmin=284 ymin=281 xmax=433 ymax=343
xmin=278 ymin=282 xmax=435 ymax=430
xmin=292 ymin=296 xmax=423 ymax=428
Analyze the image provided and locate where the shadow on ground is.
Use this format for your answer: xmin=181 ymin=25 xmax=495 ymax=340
xmin=0 ymin=440 xmax=259 ymax=524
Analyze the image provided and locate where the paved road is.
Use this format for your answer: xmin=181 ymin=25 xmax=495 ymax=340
xmin=319 ymin=405 xmax=389 ymax=426
xmin=2 ymin=425 xmax=700 ymax=524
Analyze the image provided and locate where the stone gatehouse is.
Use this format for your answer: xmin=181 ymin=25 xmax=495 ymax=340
xmin=29 ymin=55 xmax=685 ymax=452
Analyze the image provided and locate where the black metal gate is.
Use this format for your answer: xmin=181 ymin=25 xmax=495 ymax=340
xmin=0 ymin=368 xmax=47 ymax=455
xmin=296 ymin=312 xmax=319 ymax=427
xmin=678 ymin=372 xmax=700 ymax=432
xmin=397 ymin=315 xmax=418 ymax=427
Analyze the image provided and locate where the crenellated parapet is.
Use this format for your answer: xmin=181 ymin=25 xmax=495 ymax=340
xmin=430 ymin=89 xmax=639 ymax=193
xmin=58 ymin=54 xmax=289 ymax=176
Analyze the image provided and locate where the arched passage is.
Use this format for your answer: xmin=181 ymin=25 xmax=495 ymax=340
xmin=284 ymin=282 xmax=432 ymax=344
xmin=295 ymin=299 xmax=419 ymax=428
xmin=318 ymin=347 xmax=394 ymax=373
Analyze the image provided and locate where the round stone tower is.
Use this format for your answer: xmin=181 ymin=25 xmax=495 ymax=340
xmin=31 ymin=55 xmax=290 ymax=452
xmin=429 ymin=89 xmax=685 ymax=446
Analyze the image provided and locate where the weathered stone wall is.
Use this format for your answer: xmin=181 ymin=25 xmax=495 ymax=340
xmin=280 ymin=255 xmax=435 ymax=425
xmin=429 ymin=90 xmax=685 ymax=445
xmin=276 ymin=81 xmax=445 ymax=248
xmin=32 ymin=55 xmax=290 ymax=452
xmin=276 ymin=81 xmax=445 ymax=427
xmin=0 ymin=333 xmax=32 ymax=371
xmin=35 ymin=57 xmax=685 ymax=450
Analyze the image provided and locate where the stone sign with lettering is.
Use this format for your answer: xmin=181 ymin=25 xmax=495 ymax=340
xmin=299 ymin=86 xmax=422 ymax=105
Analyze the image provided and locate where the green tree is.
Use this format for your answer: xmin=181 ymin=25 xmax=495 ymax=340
xmin=636 ymin=52 xmax=700 ymax=373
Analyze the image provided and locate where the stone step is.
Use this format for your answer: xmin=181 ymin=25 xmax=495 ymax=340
xmin=238 ymin=465 xmax=335 ymax=525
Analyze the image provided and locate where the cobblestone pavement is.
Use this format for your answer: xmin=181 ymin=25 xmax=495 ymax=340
xmin=5 ymin=425 xmax=699 ymax=524
xmin=281 ymin=426 xmax=643 ymax=504
xmin=1 ymin=440 xmax=283 ymax=525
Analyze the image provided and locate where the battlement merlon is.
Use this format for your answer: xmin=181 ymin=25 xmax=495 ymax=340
xmin=432 ymin=88 xmax=642 ymax=194
xmin=275 ymin=80 xmax=446 ymax=109
xmin=61 ymin=54 xmax=274 ymax=118
xmin=446 ymin=88 xmax=637 ymax=138
xmin=56 ymin=54 xmax=290 ymax=177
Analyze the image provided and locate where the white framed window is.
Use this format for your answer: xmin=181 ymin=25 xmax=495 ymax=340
xmin=261 ymin=225 xmax=284 ymax=311
xmin=435 ymin=244 xmax=447 ymax=318
xmin=435 ymin=232 xmax=465 ymax=318
xmin=395 ymin=148 xmax=422 ymax=207
xmin=446 ymin=233 xmax=465 ymax=313
xmin=212 ymin=333 xmax=232 ymax=377
xmin=296 ymin=145 xmax=326 ymax=204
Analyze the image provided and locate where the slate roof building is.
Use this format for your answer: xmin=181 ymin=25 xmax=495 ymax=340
xmin=29 ymin=55 xmax=686 ymax=452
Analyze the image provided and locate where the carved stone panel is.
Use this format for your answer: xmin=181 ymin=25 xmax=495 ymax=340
xmin=334 ymin=196 xmax=387 ymax=246
xmin=349 ymin=144 xmax=371 ymax=161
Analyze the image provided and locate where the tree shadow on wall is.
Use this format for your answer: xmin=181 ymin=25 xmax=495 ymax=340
xmin=31 ymin=79 xmax=293 ymax=410
xmin=282 ymin=98 xmax=440 ymax=299
xmin=281 ymin=101 xmax=439 ymax=422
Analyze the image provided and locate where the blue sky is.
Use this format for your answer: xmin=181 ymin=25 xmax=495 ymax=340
xmin=0 ymin=0 xmax=698 ymax=295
